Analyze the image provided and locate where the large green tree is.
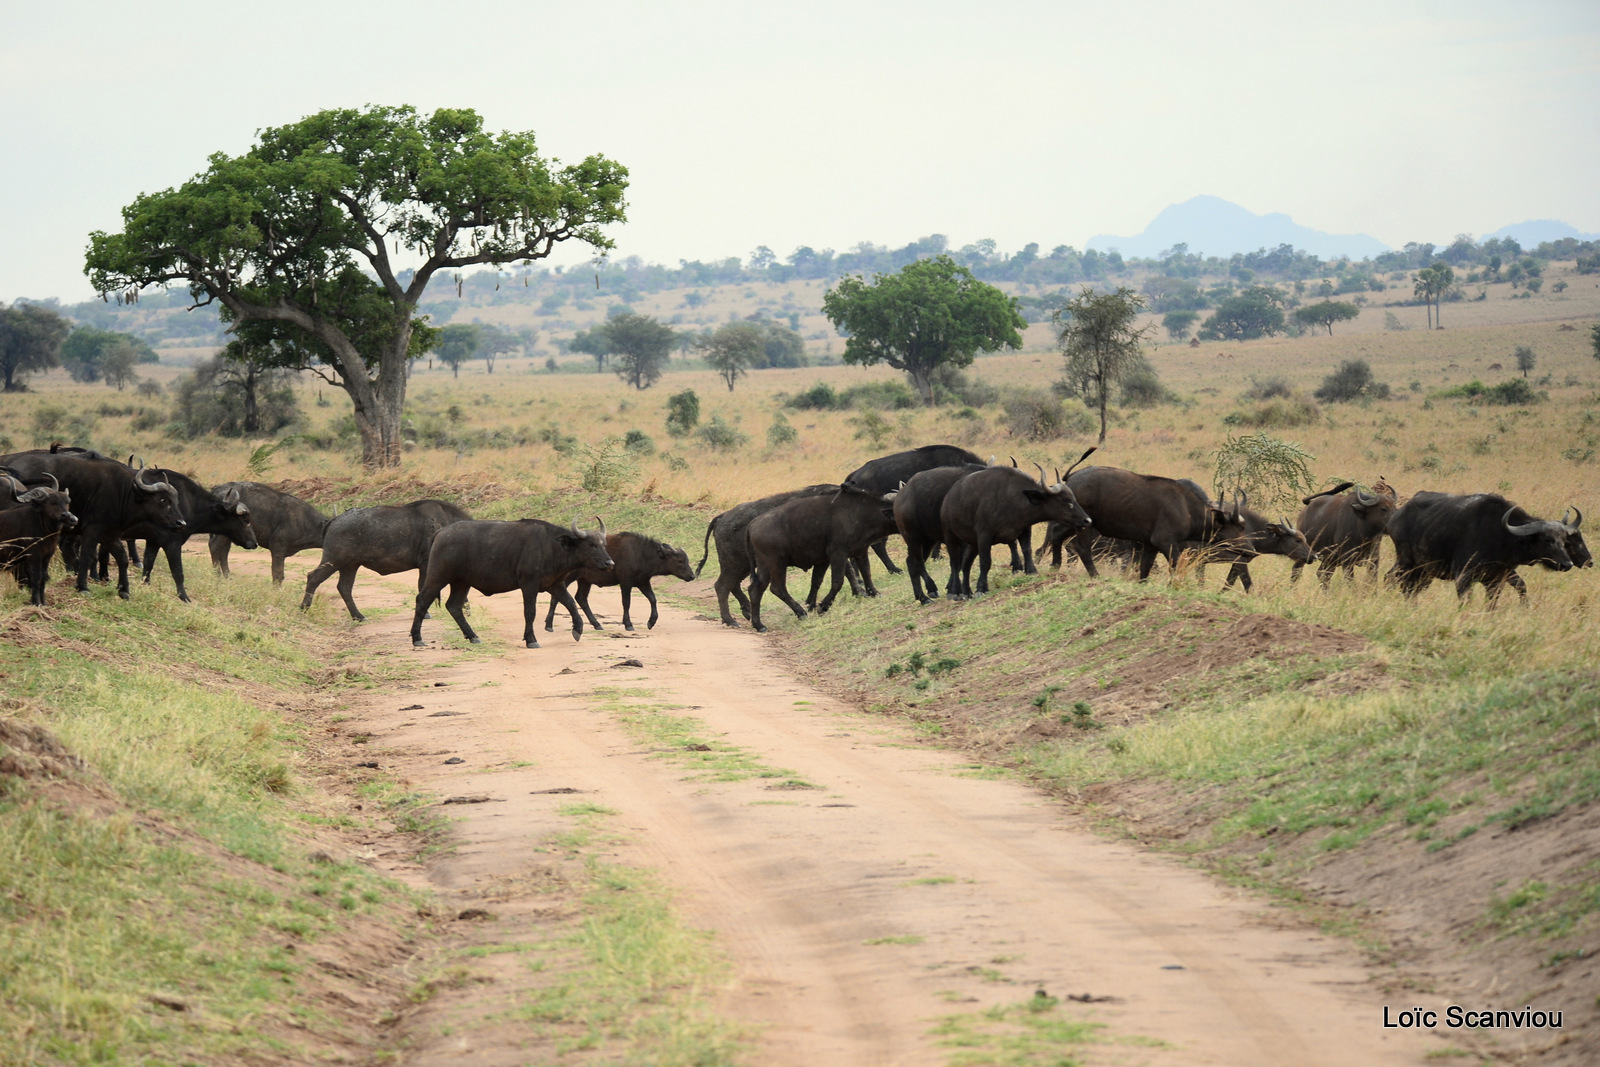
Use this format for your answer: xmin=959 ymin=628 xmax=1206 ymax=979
xmin=0 ymin=303 xmax=70 ymax=391
xmin=1054 ymin=286 xmax=1153 ymax=443
xmin=435 ymin=323 xmax=481 ymax=378
xmin=821 ymin=255 xmax=1024 ymax=406
xmin=59 ymin=326 xmax=158 ymax=383
xmin=605 ymin=313 xmax=676 ymax=390
xmin=1293 ymin=300 xmax=1360 ymax=336
xmin=696 ymin=321 xmax=764 ymax=391
xmin=85 ymin=105 xmax=627 ymax=468
xmin=1198 ymin=286 xmax=1287 ymax=341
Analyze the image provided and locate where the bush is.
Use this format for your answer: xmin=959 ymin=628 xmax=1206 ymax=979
xmin=1314 ymin=359 xmax=1390 ymax=403
xmin=786 ymin=379 xmax=917 ymax=411
xmin=766 ymin=413 xmax=798 ymax=448
xmin=1243 ymin=376 xmax=1293 ymax=400
xmin=169 ymin=355 xmax=300 ymax=438
xmin=1483 ymin=378 xmax=1545 ymax=406
xmin=665 ymin=389 xmax=700 ymax=437
xmin=623 ymin=429 xmax=655 ymax=455
xmin=787 ymin=381 xmax=839 ymax=410
xmin=1001 ymin=388 xmax=1095 ymax=441
xmin=696 ymin=413 xmax=747 ymax=451
xmin=1120 ymin=364 xmax=1172 ymax=407
xmin=1223 ymin=395 xmax=1321 ymax=429
xmin=574 ymin=437 xmax=638 ymax=492
xmin=1211 ymin=431 xmax=1318 ymax=511
xmin=849 ymin=407 xmax=892 ymax=447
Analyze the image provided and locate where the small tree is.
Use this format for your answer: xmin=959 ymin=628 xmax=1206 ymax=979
xmin=754 ymin=320 xmax=808 ymax=368
xmin=60 ymin=326 xmax=157 ymax=383
xmin=477 ymin=324 xmax=518 ymax=374
xmin=567 ymin=325 xmax=612 ymax=372
xmin=1162 ymin=309 xmax=1199 ymax=342
xmin=1197 ymin=286 xmax=1287 ymax=341
xmin=822 ymin=255 xmax=1025 ymax=406
xmin=1293 ymin=300 xmax=1360 ymax=336
xmin=607 ymin=313 xmax=676 ymax=390
xmin=0 ymin=302 xmax=70 ymax=391
xmin=1314 ymin=359 xmax=1390 ymax=402
xmin=1054 ymin=285 xmax=1153 ymax=443
xmin=696 ymin=321 xmax=763 ymax=391
xmin=436 ymin=323 xmax=481 ymax=378
xmin=665 ymin=388 xmax=700 ymax=436
xmin=1514 ymin=345 xmax=1537 ymax=378
xmin=100 ymin=340 xmax=140 ymax=390
xmin=1211 ymin=431 xmax=1318 ymax=512
xmin=173 ymin=351 xmax=300 ymax=437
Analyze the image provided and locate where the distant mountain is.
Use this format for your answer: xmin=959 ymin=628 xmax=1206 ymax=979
xmin=1480 ymin=219 xmax=1600 ymax=247
xmin=1087 ymin=195 xmax=1389 ymax=261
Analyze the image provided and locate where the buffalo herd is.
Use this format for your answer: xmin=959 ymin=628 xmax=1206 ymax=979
xmin=1 ymin=442 xmax=1590 ymax=646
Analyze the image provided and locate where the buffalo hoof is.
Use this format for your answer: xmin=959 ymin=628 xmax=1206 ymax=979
xmin=722 ymin=619 xmax=741 ymax=628
xmin=544 ymin=622 xmax=554 ymax=632
xmin=524 ymin=640 xmax=539 ymax=649
xmin=118 ymin=590 xmax=130 ymax=601
xmin=178 ymin=593 xmax=192 ymax=603
xmin=623 ymin=624 xmax=635 ymax=632
xmin=412 ymin=639 xmax=426 ymax=648
xmin=753 ymin=624 xmax=768 ymax=633
xmin=469 ymin=637 xmax=481 ymax=644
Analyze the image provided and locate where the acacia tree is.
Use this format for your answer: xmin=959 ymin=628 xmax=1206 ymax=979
xmin=696 ymin=321 xmax=763 ymax=391
xmin=822 ymin=255 xmax=1024 ymax=406
xmin=606 ymin=313 xmax=676 ymax=390
xmin=435 ymin=323 xmax=480 ymax=378
xmin=1293 ymin=300 xmax=1360 ymax=336
xmin=85 ymin=105 xmax=627 ymax=468
xmin=1054 ymin=286 xmax=1153 ymax=443
xmin=0 ymin=302 xmax=70 ymax=391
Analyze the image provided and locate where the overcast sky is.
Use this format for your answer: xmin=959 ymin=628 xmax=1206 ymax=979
xmin=3 ymin=0 xmax=1596 ymax=303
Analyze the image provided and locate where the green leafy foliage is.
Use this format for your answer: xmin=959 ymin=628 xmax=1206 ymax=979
xmin=1292 ymin=300 xmax=1360 ymax=336
xmin=664 ymin=389 xmax=700 ymax=437
xmin=1054 ymin=285 xmax=1153 ymax=442
xmin=1211 ymin=430 xmax=1318 ymax=511
xmin=1314 ymin=359 xmax=1390 ymax=403
xmin=0 ymin=302 xmax=70 ymax=391
xmin=1197 ymin=286 xmax=1288 ymax=341
xmin=823 ymin=255 xmax=1024 ymax=406
xmin=695 ymin=413 xmax=747 ymax=451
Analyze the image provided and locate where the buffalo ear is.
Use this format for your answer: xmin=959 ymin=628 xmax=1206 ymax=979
xmin=558 ymin=533 xmax=579 ymax=548
xmin=1022 ymin=489 xmax=1047 ymax=504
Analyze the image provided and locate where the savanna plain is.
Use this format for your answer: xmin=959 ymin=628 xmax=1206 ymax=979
xmin=3 ymin=267 xmax=1599 ymax=1066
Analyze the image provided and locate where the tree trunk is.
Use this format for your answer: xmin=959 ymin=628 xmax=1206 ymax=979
xmin=1098 ymin=388 xmax=1109 ymax=444
xmin=243 ymin=364 xmax=259 ymax=434
xmin=910 ymin=367 xmax=934 ymax=407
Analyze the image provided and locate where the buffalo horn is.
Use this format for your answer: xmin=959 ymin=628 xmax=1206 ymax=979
xmin=42 ymin=473 xmax=58 ymax=490
xmin=1502 ymin=507 xmax=1538 ymax=537
xmin=135 ymin=466 xmax=162 ymax=493
xmin=1009 ymin=455 xmax=1018 ymax=468
xmin=570 ymin=516 xmax=581 ymax=537
xmin=0 ymin=473 xmax=23 ymax=497
xmin=1564 ymin=505 xmax=1583 ymax=531
xmin=223 ymin=486 xmax=241 ymax=505
xmin=595 ymin=515 xmax=606 ymax=537
xmin=1354 ymin=487 xmax=1378 ymax=507
xmin=1064 ymin=445 xmax=1096 ymax=477
xmin=1033 ymin=462 xmax=1047 ymax=489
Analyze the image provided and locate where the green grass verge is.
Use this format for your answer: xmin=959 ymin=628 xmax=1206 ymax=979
xmin=0 ymin=567 xmax=428 ymax=1064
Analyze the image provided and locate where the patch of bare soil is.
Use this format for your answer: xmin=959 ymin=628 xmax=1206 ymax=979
xmin=280 ymin=561 xmax=1439 ymax=1066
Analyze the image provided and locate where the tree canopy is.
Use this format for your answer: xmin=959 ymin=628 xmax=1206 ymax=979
xmin=1198 ymin=286 xmax=1287 ymax=341
xmin=0 ymin=302 xmax=70 ymax=391
xmin=604 ymin=313 xmax=676 ymax=390
xmin=821 ymin=255 xmax=1024 ymax=406
xmin=1054 ymin=286 xmax=1153 ymax=443
xmin=1413 ymin=261 xmax=1454 ymax=329
xmin=696 ymin=321 xmax=763 ymax=391
xmin=84 ymin=104 xmax=627 ymax=467
xmin=1292 ymin=300 xmax=1360 ymax=336
xmin=60 ymin=326 xmax=158 ymax=383
xmin=435 ymin=323 xmax=481 ymax=378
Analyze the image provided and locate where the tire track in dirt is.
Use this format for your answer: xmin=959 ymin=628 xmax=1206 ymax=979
xmin=287 ymin=563 xmax=1440 ymax=1066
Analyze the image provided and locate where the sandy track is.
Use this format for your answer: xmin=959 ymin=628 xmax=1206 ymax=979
xmin=289 ymin=565 xmax=1439 ymax=1065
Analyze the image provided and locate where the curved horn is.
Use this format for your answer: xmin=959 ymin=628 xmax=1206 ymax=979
xmin=1354 ymin=487 xmax=1378 ymax=507
xmin=1502 ymin=507 xmax=1539 ymax=537
xmin=595 ymin=514 xmax=606 ymax=537
xmin=222 ymin=485 xmax=240 ymax=505
xmin=570 ymin=515 xmax=581 ymax=537
xmin=1237 ymin=488 xmax=1248 ymax=512
xmin=1564 ymin=505 xmax=1583 ymax=531
xmin=1 ymin=473 xmax=24 ymax=497
xmin=1009 ymin=455 xmax=1018 ymax=469
xmin=42 ymin=472 xmax=58 ymax=491
xmin=1033 ymin=462 xmax=1047 ymax=488
xmin=135 ymin=466 xmax=162 ymax=493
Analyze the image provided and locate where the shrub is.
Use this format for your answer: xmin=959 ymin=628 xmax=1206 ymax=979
xmin=1243 ymin=376 xmax=1293 ymax=400
xmin=849 ymin=407 xmax=892 ymax=447
xmin=1483 ymin=378 xmax=1544 ymax=406
xmin=1120 ymin=364 xmax=1172 ymax=407
xmin=1211 ymin=431 xmax=1318 ymax=511
xmin=623 ymin=429 xmax=655 ymax=455
xmin=574 ymin=437 xmax=637 ymax=492
xmin=787 ymin=382 xmax=838 ymax=410
xmin=1001 ymin=388 xmax=1095 ymax=441
xmin=786 ymin=379 xmax=917 ymax=411
xmin=766 ymin=413 xmax=798 ymax=448
xmin=696 ymin=413 xmax=747 ymax=451
xmin=1314 ymin=359 xmax=1390 ymax=403
xmin=665 ymin=389 xmax=700 ymax=436
xmin=1223 ymin=395 xmax=1322 ymax=429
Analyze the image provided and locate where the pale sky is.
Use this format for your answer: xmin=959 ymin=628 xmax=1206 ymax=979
xmin=3 ymin=0 xmax=1597 ymax=303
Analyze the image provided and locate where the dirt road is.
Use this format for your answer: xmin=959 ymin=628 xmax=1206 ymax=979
xmin=305 ymin=568 xmax=1440 ymax=1065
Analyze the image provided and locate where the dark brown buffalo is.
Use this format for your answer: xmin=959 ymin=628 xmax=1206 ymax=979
xmin=301 ymin=499 xmax=471 ymax=620
xmin=940 ymin=465 xmax=1092 ymax=597
xmin=1386 ymin=491 xmax=1575 ymax=603
xmin=845 ymin=444 xmax=984 ymax=574
xmin=0 ymin=472 xmax=78 ymax=605
xmin=1507 ymin=506 xmax=1590 ymax=597
xmin=1044 ymin=467 xmax=1239 ymax=580
xmin=411 ymin=518 xmax=612 ymax=648
xmin=543 ymin=531 xmax=696 ymax=632
xmin=1206 ymin=494 xmax=1319 ymax=592
xmin=697 ymin=484 xmax=842 ymax=627
xmin=0 ymin=448 xmax=187 ymax=598
xmin=1291 ymin=478 xmax=1399 ymax=584
xmin=108 ymin=470 xmax=258 ymax=602
xmin=892 ymin=462 xmax=987 ymax=602
xmin=209 ymin=481 xmax=332 ymax=584
xmin=745 ymin=484 xmax=900 ymax=632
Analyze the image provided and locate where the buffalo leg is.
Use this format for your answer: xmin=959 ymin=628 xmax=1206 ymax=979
xmin=805 ymin=564 xmax=827 ymax=612
xmin=619 ymin=584 xmax=635 ymax=630
xmin=816 ymin=553 xmax=852 ymax=614
xmin=160 ymin=541 xmax=191 ymax=602
xmin=852 ymin=551 xmax=877 ymax=597
xmin=975 ymin=541 xmax=995 ymax=594
xmin=715 ymin=568 xmax=746 ymax=627
xmin=270 ymin=552 xmax=288 ymax=584
xmin=301 ymin=560 xmax=338 ymax=610
xmin=108 ymin=539 xmax=131 ymax=599
xmin=903 ymin=536 xmax=934 ymax=604
xmin=767 ymin=565 xmax=810 ymax=624
xmin=1017 ymin=533 xmax=1036 ymax=575
xmin=575 ymin=581 xmax=603 ymax=630
xmin=445 ymin=582 xmax=479 ymax=643
xmin=747 ymin=564 xmax=776 ymax=633
xmin=1068 ymin=529 xmax=1102 ymax=579
xmin=638 ymin=578 xmax=660 ymax=629
xmin=542 ymin=581 xmax=572 ymax=631
xmin=209 ymin=534 xmax=231 ymax=576
xmin=1507 ymin=572 xmax=1530 ymax=601
xmin=1223 ymin=561 xmax=1253 ymax=592
xmin=335 ymin=566 xmax=364 ymax=620
xmin=870 ymin=537 xmax=901 ymax=575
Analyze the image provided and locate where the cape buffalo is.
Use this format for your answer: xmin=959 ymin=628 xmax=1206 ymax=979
xmin=412 ymin=518 xmax=612 ymax=648
xmin=941 ymin=464 xmax=1092 ymax=597
xmin=543 ymin=531 xmax=696 ymax=632
xmin=1291 ymin=478 xmax=1399 ymax=584
xmin=745 ymin=484 xmax=899 ymax=632
xmin=1044 ymin=467 xmax=1239 ymax=580
xmin=0 ymin=449 xmax=187 ymax=598
xmin=1205 ymin=494 xmax=1318 ymax=592
xmin=892 ymin=462 xmax=987 ymax=603
xmin=209 ymin=481 xmax=332 ymax=584
xmin=110 ymin=471 xmax=257 ymax=602
xmin=1386 ymin=491 xmax=1575 ymax=603
xmin=845 ymin=445 xmax=983 ymax=574
xmin=0 ymin=472 xmax=77 ymax=605
xmin=697 ymin=484 xmax=841 ymax=627
xmin=301 ymin=499 xmax=471 ymax=620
